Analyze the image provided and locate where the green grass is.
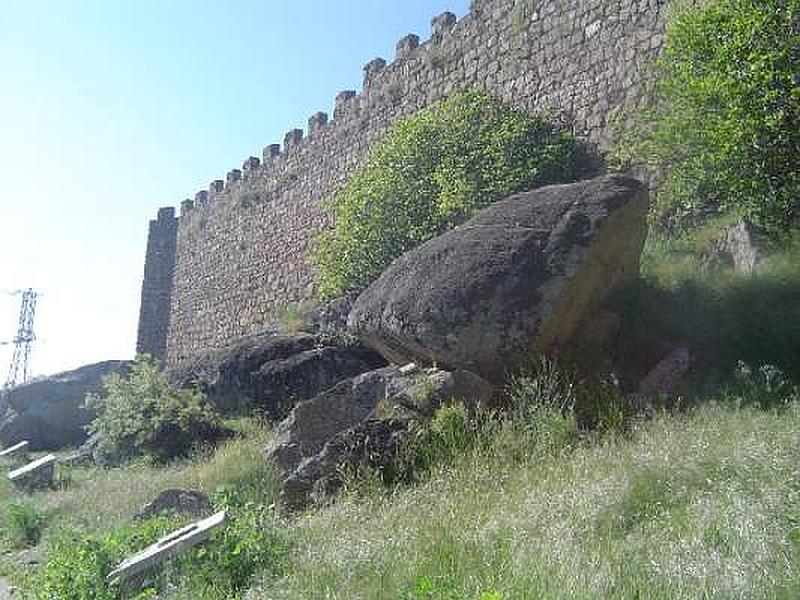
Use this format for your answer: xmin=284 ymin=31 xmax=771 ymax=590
xmin=3 ymin=223 xmax=798 ymax=599
xmin=247 ymin=402 xmax=800 ymax=599
xmin=0 ymin=420 xmax=280 ymax=585
xmin=614 ymin=227 xmax=800 ymax=382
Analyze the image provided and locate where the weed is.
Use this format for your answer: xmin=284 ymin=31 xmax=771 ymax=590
xmin=729 ymin=361 xmax=799 ymax=410
xmin=277 ymin=301 xmax=317 ymax=334
xmin=3 ymin=503 xmax=46 ymax=548
xmin=86 ymin=355 xmax=226 ymax=465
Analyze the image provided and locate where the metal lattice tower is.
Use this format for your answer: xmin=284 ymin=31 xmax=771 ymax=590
xmin=4 ymin=289 xmax=38 ymax=390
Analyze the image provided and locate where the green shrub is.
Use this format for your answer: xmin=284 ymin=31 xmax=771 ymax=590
xmin=86 ymin=355 xmax=225 ymax=465
xmin=312 ymin=90 xmax=592 ymax=298
xmin=729 ymin=361 xmax=799 ymax=410
xmin=31 ymin=517 xmax=175 ymax=600
xmin=400 ymin=403 xmax=497 ymax=482
xmin=178 ymin=487 xmax=287 ymax=596
xmin=614 ymin=0 xmax=800 ymax=235
xmin=3 ymin=502 xmax=46 ymax=548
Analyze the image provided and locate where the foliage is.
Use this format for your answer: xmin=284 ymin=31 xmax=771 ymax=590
xmin=177 ymin=487 xmax=287 ymax=597
xmin=729 ymin=361 xmax=799 ymax=410
xmin=27 ymin=488 xmax=287 ymax=599
xmin=399 ymin=403 xmax=497 ymax=483
xmin=3 ymin=502 xmax=46 ymax=548
xmin=616 ymin=233 xmax=800 ymax=380
xmin=507 ymin=358 xmax=576 ymax=427
xmin=30 ymin=517 xmax=175 ymax=600
xmin=311 ymin=90 xmax=591 ymax=298
xmin=252 ymin=402 xmax=800 ymax=598
xmin=505 ymin=359 xmax=580 ymax=451
xmin=86 ymin=355 xmax=225 ymax=465
xmin=613 ymin=0 xmax=800 ymax=235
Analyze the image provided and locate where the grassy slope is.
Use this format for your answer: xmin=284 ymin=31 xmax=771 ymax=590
xmin=249 ymin=403 xmax=800 ymax=599
xmin=244 ymin=234 xmax=800 ymax=599
xmin=1 ymin=227 xmax=798 ymax=599
xmin=0 ymin=420 xmax=280 ymax=579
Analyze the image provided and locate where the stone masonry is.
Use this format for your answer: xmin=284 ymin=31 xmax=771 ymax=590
xmin=136 ymin=0 xmax=669 ymax=367
xmin=137 ymin=207 xmax=178 ymax=360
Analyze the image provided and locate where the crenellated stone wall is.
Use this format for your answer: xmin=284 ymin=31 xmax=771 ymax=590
xmin=136 ymin=0 xmax=670 ymax=367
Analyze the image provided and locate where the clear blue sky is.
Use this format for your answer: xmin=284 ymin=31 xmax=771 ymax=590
xmin=0 ymin=0 xmax=470 ymax=378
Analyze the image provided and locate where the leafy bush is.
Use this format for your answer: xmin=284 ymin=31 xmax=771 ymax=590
xmin=171 ymin=489 xmax=286 ymax=597
xmin=86 ymin=355 xmax=225 ymax=465
xmin=312 ymin=90 xmax=592 ymax=298
xmin=400 ymin=403 xmax=497 ymax=482
xmin=3 ymin=502 xmax=46 ymax=548
xmin=730 ymin=361 xmax=799 ymax=410
xmin=31 ymin=517 xmax=175 ymax=600
xmin=614 ymin=0 xmax=800 ymax=234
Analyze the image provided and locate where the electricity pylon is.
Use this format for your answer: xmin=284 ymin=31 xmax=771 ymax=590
xmin=2 ymin=288 xmax=38 ymax=391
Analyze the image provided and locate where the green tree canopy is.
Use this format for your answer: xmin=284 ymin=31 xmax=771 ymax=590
xmin=617 ymin=0 xmax=799 ymax=235
xmin=311 ymin=90 xmax=590 ymax=299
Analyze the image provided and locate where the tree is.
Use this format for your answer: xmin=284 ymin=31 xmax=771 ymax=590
xmin=311 ymin=90 xmax=590 ymax=298
xmin=617 ymin=0 xmax=800 ymax=235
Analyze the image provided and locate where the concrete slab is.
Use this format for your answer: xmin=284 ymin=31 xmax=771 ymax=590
xmin=0 ymin=441 xmax=29 ymax=460
xmin=107 ymin=511 xmax=226 ymax=585
xmin=7 ymin=454 xmax=56 ymax=491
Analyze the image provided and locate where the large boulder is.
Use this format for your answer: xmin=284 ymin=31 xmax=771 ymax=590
xmin=349 ymin=175 xmax=649 ymax=384
xmin=265 ymin=364 xmax=494 ymax=509
xmin=281 ymin=418 xmax=409 ymax=510
xmin=0 ymin=360 xmax=129 ymax=451
xmin=168 ymin=332 xmax=386 ymax=417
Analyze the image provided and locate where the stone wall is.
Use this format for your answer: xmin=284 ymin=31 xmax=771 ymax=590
xmin=136 ymin=207 xmax=178 ymax=360
xmin=138 ymin=0 xmax=669 ymax=367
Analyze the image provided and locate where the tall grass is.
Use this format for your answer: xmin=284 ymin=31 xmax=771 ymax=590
xmin=615 ymin=229 xmax=800 ymax=381
xmin=247 ymin=402 xmax=800 ymax=599
xmin=1 ymin=420 xmax=280 ymax=591
xmin=19 ymin=420 xmax=278 ymax=536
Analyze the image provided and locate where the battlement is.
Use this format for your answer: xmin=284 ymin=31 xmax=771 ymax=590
xmin=174 ymin=5 xmax=478 ymax=222
xmin=140 ymin=0 xmax=668 ymax=367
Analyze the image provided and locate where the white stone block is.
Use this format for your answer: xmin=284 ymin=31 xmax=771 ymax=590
xmin=0 ymin=440 xmax=29 ymax=459
xmin=7 ymin=454 xmax=56 ymax=490
xmin=107 ymin=511 xmax=226 ymax=585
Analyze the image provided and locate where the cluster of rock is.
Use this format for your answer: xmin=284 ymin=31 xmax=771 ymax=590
xmin=266 ymin=364 xmax=494 ymax=509
xmin=166 ymin=331 xmax=387 ymax=418
xmin=255 ymin=175 xmax=653 ymax=507
xmin=3 ymin=176 xmax=675 ymax=512
xmin=0 ymin=360 xmax=129 ymax=451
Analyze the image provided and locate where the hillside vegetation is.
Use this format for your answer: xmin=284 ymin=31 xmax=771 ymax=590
xmin=2 ymin=0 xmax=799 ymax=598
xmin=311 ymin=90 xmax=592 ymax=299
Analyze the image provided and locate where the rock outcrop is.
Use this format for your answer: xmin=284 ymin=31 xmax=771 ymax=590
xmin=349 ymin=175 xmax=649 ymax=384
xmin=0 ymin=361 xmax=129 ymax=451
xmin=168 ymin=332 xmax=386 ymax=417
xmin=135 ymin=489 xmax=212 ymax=521
xmin=265 ymin=364 xmax=494 ymax=509
xmin=700 ymin=219 xmax=764 ymax=275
